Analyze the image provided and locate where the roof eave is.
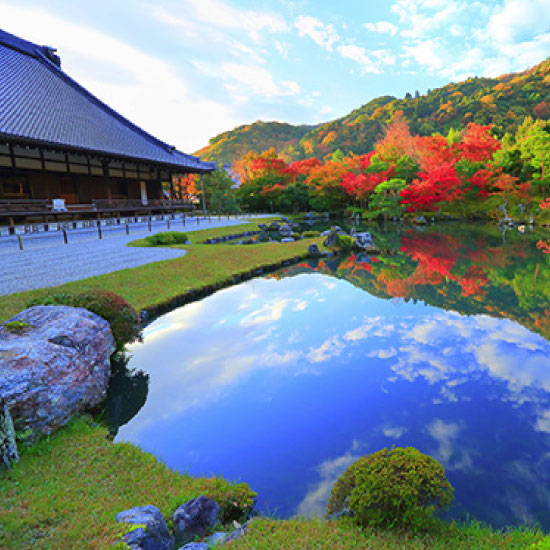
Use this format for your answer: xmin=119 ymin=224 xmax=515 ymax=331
xmin=0 ymin=132 xmax=217 ymax=173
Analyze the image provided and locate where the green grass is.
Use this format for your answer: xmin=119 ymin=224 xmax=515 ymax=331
xmin=0 ymin=417 xmax=255 ymax=550
xmin=6 ymin=218 xmax=544 ymax=549
xmin=229 ymin=517 xmax=547 ymax=550
xmin=0 ymin=219 xmax=322 ymax=322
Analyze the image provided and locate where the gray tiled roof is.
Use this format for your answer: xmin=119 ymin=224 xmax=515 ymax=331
xmin=0 ymin=28 xmax=215 ymax=172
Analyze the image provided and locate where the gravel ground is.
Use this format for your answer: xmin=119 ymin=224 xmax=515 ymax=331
xmin=0 ymin=216 xmax=262 ymax=295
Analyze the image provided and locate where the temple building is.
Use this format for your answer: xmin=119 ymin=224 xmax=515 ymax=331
xmin=0 ymin=28 xmax=215 ymax=227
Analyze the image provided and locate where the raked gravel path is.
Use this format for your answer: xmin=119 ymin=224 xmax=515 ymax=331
xmin=0 ymin=216 xmax=265 ymax=296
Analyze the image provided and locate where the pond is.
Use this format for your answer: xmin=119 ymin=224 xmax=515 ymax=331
xmin=109 ymin=223 xmax=550 ymax=529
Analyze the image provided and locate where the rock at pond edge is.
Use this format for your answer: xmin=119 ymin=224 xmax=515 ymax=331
xmin=0 ymin=305 xmax=115 ymax=437
xmin=173 ymin=496 xmax=220 ymax=543
xmin=116 ymin=505 xmax=175 ymax=550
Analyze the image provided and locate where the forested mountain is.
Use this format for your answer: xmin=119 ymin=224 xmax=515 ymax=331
xmin=195 ymin=121 xmax=315 ymax=164
xmin=196 ymin=57 xmax=550 ymax=164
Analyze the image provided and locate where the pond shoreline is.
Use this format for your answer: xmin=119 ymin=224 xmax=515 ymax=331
xmin=3 ymin=219 xmax=550 ymax=549
xmin=140 ymin=251 xmax=313 ymax=327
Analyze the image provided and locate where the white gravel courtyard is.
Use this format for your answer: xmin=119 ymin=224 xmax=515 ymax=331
xmin=0 ymin=216 xmax=259 ymax=295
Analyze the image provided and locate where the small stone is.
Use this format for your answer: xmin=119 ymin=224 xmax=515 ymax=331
xmin=173 ymin=496 xmax=220 ymax=544
xmin=308 ymin=244 xmax=321 ymax=257
xmin=116 ymin=505 xmax=174 ymax=550
xmin=281 ymin=237 xmax=294 ymax=243
xmin=177 ymin=544 xmax=209 ymax=550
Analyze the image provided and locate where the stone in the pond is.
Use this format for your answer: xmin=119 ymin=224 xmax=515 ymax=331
xmin=308 ymin=244 xmax=321 ymax=256
xmin=173 ymin=496 xmax=219 ymax=543
xmin=279 ymin=224 xmax=293 ymax=236
xmin=116 ymin=505 xmax=174 ymax=550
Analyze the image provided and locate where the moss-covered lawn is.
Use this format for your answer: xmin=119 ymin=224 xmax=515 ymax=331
xmin=0 ymin=418 xmax=255 ymax=550
xmin=229 ymin=517 xmax=545 ymax=550
xmin=0 ymin=220 xmax=322 ymax=322
xmin=3 ymin=219 xmax=546 ymax=550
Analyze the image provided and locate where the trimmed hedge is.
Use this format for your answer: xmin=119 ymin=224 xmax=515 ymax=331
xmin=27 ymin=290 xmax=140 ymax=348
xmin=327 ymin=447 xmax=454 ymax=530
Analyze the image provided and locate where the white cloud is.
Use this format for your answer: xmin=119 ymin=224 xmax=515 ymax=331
xmin=184 ymin=0 xmax=289 ymax=42
xmin=372 ymin=49 xmax=397 ymax=65
xmin=383 ymin=425 xmax=406 ymax=438
xmin=307 ymin=336 xmax=344 ymax=363
xmin=337 ymin=44 xmax=381 ymax=74
xmin=427 ymin=418 xmax=472 ymax=471
xmin=0 ymin=3 xmax=239 ymax=153
xmin=221 ymin=63 xmax=301 ymax=98
xmin=364 ymin=21 xmax=399 ymax=37
xmin=296 ymin=448 xmax=359 ymax=517
xmin=292 ymin=300 xmax=309 ymax=312
xmin=344 ymin=316 xmax=382 ymax=341
xmin=485 ymin=0 xmax=550 ymax=47
xmin=240 ymin=298 xmax=290 ymax=326
xmin=320 ymin=105 xmax=333 ymax=115
xmin=368 ymin=347 xmax=398 ymax=359
xmin=275 ymin=41 xmax=290 ymax=58
xmin=534 ymin=409 xmax=550 ymax=433
xmin=295 ymin=15 xmax=340 ymax=51
xmin=402 ymin=39 xmax=444 ymax=70
xmin=392 ymin=0 xmax=549 ymax=80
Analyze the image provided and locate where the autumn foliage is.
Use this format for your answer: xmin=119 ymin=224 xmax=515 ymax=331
xmin=230 ymin=114 xmax=549 ymax=218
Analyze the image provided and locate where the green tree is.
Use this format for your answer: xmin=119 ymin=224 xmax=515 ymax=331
xmin=368 ymin=178 xmax=407 ymax=220
xmin=520 ymin=121 xmax=550 ymax=198
xmin=276 ymin=182 xmax=310 ymax=213
xmin=202 ymin=169 xmax=240 ymax=213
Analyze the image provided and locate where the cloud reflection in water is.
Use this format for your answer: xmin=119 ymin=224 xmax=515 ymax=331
xmin=115 ymin=273 xmax=550 ymax=528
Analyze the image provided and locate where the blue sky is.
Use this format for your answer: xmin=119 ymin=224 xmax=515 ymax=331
xmin=1 ymin=0 xmax=549 ymax=153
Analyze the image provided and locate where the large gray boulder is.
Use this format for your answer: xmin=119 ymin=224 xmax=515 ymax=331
xmin=173 ymin=496 xmax=219 ymax=543
xmin=0 ymin=305 xmax=115 ymax=436
xmin=116 ymin=505 xmax=175 ymax=550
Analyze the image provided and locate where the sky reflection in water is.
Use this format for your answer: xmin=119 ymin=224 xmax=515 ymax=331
xmin=115 ymin=226 xmax=550 ymax=529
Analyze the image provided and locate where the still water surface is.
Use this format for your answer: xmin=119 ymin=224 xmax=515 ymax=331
xmin=111 ymin=223 xmax=550 ymax=528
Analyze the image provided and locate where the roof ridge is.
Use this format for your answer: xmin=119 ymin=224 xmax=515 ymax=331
xmin=0 ymin=27 xmax=43 ymax=58
xmin=0 ymin=27 xmax=211 ymax=168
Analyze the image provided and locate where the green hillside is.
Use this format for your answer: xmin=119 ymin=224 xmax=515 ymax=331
xmin=195 ymin=121 xmax=315 ymax=164
xmin=197 ymin=57 xmax=550 ymax=164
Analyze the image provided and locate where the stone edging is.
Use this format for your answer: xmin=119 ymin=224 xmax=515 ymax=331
xmin=202 ymin=231 xmax=263 ymax=244
xmin=140 ymin=253 xmax=312 ymax=326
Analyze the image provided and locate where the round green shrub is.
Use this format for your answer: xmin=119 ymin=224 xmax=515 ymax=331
xmin=145 ymin=231 xmax=188 ymax=246
xmin=327 ymin=447 xmax=454 ymax=529
xmin=301 ymin=230 xmax=321 ymax=238
xmin=27 ymin=290 xmax=140 ymax=348
xmin=335 ymin=234 xmax=354 ymax=251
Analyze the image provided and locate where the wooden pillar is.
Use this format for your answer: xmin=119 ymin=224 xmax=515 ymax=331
xmin=200 ymin=173 xmax=206 ymax=215
xmin=169 ymin=174 xmax=175 ymax=201
xmin=102 ymin=161 xmax=112 ymax=204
